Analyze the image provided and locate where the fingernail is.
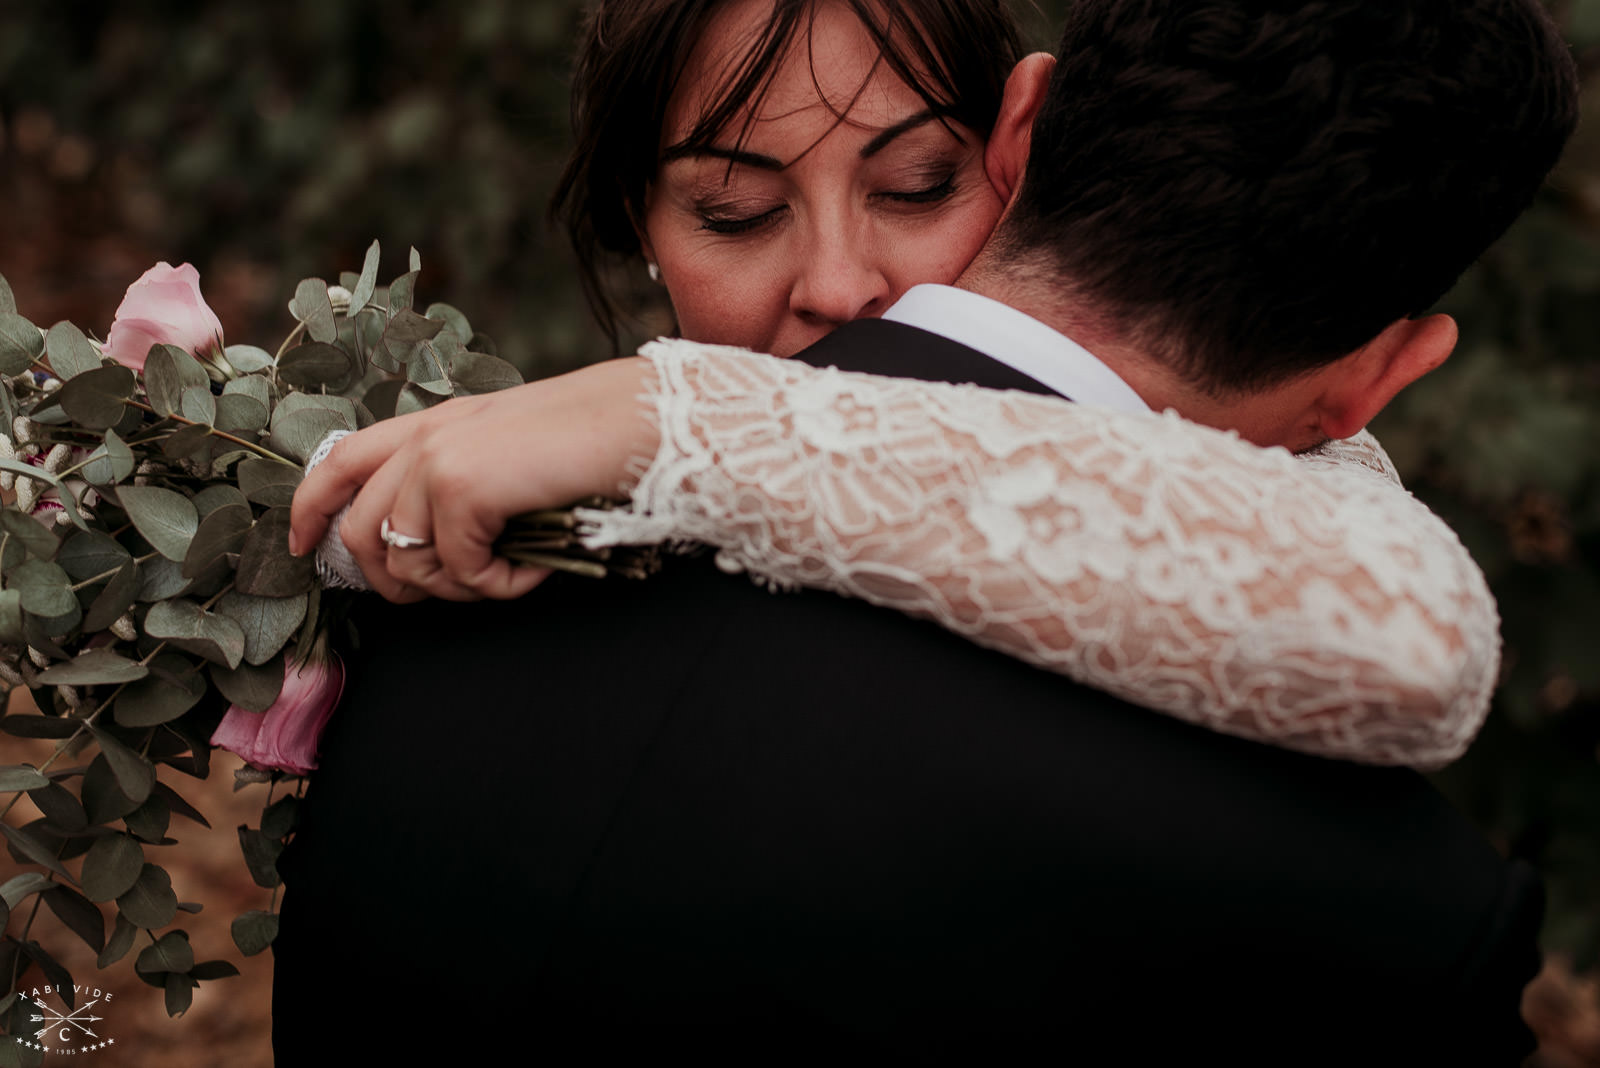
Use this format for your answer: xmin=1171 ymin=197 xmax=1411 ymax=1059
xmin=287 ymin=532 xmax=302 ymax=557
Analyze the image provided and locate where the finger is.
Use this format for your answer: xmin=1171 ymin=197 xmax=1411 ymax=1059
xmin=338 ymin=455 xmax=425 ymax=604
xmin=289 ymin=419 xmax=416 ymax=556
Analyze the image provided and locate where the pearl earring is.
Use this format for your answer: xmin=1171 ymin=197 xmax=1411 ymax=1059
xmin=647 ymin=262 xmax=661 ymax=283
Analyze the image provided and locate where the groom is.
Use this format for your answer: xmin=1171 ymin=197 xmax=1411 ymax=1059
xmin=276 ymin=0 xmax=1576 ymax=1062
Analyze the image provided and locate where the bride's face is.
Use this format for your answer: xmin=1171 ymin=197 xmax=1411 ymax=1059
xmin=640 ymin=0 xmax=1006 ymax=358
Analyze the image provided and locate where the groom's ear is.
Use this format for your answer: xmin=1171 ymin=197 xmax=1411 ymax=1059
xmin=985 ymin=53 xmax=1055 ymax=204
xmin=1313 ymin=314 xmax=1457 ymax=441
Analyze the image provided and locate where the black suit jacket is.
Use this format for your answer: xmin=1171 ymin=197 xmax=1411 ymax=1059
xmin=274 ymin=319 xmax=1542 ymax=1063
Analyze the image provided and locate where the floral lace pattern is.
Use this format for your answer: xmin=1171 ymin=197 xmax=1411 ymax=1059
xmin=581 ymin=340 xmax=1500 ymax=770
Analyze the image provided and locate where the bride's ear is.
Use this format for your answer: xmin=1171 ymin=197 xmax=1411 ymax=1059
xmin=985 ymin=52 xmax=1054 ymax=204
xmin=1313 ymin=314 xmax=1457 ymax=441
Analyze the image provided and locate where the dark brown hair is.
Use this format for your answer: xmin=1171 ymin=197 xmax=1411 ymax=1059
xmin=551 ymin=0 xmax=1024 ymax=349
xmin=994 ymin=0 xmax=1580 ymax=394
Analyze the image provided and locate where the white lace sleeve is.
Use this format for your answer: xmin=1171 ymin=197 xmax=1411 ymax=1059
xmin=581 ymin=340 xmax=1500 ymax=770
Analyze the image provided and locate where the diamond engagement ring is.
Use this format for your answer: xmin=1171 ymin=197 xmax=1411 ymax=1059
xmin=380 ymin=516 xmax=433 ymax=550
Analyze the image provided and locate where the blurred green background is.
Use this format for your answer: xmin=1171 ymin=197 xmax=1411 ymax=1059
xmin=0 ymin=0 xmax=1596 ymax=1030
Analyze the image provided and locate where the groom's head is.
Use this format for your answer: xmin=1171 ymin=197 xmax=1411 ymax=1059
xmin=972 ymin=0 xmax=1578 ymax=447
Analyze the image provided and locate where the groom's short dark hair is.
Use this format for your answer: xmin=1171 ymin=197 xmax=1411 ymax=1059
xmin=994 ymin=0 xmax=1579 ymax=394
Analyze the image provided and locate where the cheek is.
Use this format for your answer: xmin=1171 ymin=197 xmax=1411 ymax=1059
xmin=657 ymin=245 xmax=793 ymax=352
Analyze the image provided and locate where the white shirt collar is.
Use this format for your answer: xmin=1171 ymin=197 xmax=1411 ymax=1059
xmin=882 ymin=284 xmax=1149 ymax=413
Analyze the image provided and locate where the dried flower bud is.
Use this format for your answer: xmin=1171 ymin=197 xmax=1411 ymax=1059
xmin=27 ymin=646 xmax=50 ymax=669
xmin=43 ymin=443 xmax=71 ymax=476
xmin=16 ymin=477 xmax=38 ymax=514
xmin=110 ymin=614 xmax=138 ymax=641
xmin=0 ymin=658 xmax=23 ymax=688
xmin=56 ymin=684 xmax=80 ymax=708
xmin=326 ymin=285 xmax=353 ymax=315
xmin=12 ymin=417 xmax=33 ymax=445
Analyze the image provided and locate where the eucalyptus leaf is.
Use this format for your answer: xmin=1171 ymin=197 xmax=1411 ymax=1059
xmin=124 ymin=793 xmax=171 ymax=843
xmin=361 ymin=378 xmax=403 ymax=420
xmin=0 ymin=714 xmax=80 ymax=739
xmin=1 ymin=872 xmax=52 ymax=909
xmin=210 ymin=655 xmax=284 ymax=713
xmin=236 ymin=458 xmax=302 ymax=507
xmin=0 ymin=313 xmax=44 ymax=375
xmin=28 ymin=781 xmax=86 ymax=834
xmin=82 ymin=833 xmax=145 ymax=901
xmin=0 ymin=274 xmax=11 ymax=314
xmin=144 ymin=344 xmax=210 ymax=417
xmin=152 ymin=782 xmax=210 ymax=828
xmin=181 ymin=502 xmax=251 ymax=578
xmin=113 ymin=651 xmax=208 ymax=728
xmin=0 ymin=823 xmax=73 ymax=880
xmin=21 ymin=940 xmax=75 ymax=1009
xmin=159 ymin=421 xmax=214 ymax=461
xmin=349 ymin=239 xmax=381 ymax=315
xmin=0 ymin=508 xmax=62 ymax=561
xmin=80 ymin=754 xmax=142 ymax=823
xmin=389 ymin=268 xmax=419 ymax=314
xmin=86 ymin=725 xmax=156 ymax=803
xmin=190 ymin=960 xmax=240 ymax=981
xmin=424 ymin=301 xmax=473 ymax=345
xmin=115 ymin=863 xmax=177 ymax=928
xmin=279 ymin=341 xmax=358 ymax=392
xmin=0 ymin=589 xmax=22 ymax=645
xmin=396 ymin=382 xmax=446 ymax=416
xmin=56 ymin=365 xmax=135 ymax=429
xmin=10 ymin=559 xmax=76 ymax=618
xmin=222 ymin=344 xmax=274 ymax=375
xmin=43 ymin=885 xmax=104 ymax=953
xmin=136 ymin=555 xmax=193 ymax=603
xmin=260 ymin=794 xmax=301 ymax=840
xmin=136 ymin=931 xmax=195 ymax=977
xmin=289 ymin=278 xmax=337 ymax=343
xmin=57 ymin=528 xmax=127 ymax=582
xmin=379 ymin=307 xmax=444 ymax=368
xmin=274 ymin=390 xmax=358 ymax=424
xmin=44 ymin=321 xmax=102 ymax=380
xmin=267 ymin=408 xmax=351 ymax=465
xmin=217 ymin=590 xmax=307 ymax=665
xmin=238 ymin=827 xmax=283 ymax=889
xmin=222 ymin=371 xmax=272 ymax=405
xmin=213 ymin=392 xmax=269 ymax=436
xmin=37 ymin=649 xmax=148 ymax=686
xmin=80 ymin=427 xmax=136 ymax=486
xmin=0 ymin=766 xmax=50 ymax=791
xmin=83 ymin=560 xmax=138 ymax=631
xmin=164 ymin=972 xmax=197 ymax=1017
xmin=98 ymin=913 xmax=138 ymax=968
xmin=192 ymin=483 xmax=250 ymax=517
xmin=450 ymin=351 xmax=523 ymax=395
xmin=235 ymin=508 xmax=316 ymax=596
xmin=180 ymin=384 xmax=216 ymax=426
xmin=57 ymin=525 xmax=132 ymax=578
xmin=144 ymin=599 xmax=245 ymax=668
xmin=117 ymin=484 xmax=199 ymax=561
xmin=231 ymin=910 xmax=279 ymax=956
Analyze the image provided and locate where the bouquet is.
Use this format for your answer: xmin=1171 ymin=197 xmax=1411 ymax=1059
xmin=0 ymin=243 xmax=653 ymax=1044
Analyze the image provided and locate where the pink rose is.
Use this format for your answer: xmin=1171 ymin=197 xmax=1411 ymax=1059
xmin=210 ymin=658 xmax=345 ymax=776
xmin=102 ymin=262 xmax=224 ymax=372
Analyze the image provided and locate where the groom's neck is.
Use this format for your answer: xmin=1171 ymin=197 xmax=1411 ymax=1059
xmin=952 ymin=265 xmax=1331 ymax=452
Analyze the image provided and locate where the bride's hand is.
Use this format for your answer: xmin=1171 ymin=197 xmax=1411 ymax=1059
xmin=288 ymin=356 xmax=658 ymax=603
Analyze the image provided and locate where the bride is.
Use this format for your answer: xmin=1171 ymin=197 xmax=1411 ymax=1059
xmin=291 ymin=0 xmax=1568 ymax=771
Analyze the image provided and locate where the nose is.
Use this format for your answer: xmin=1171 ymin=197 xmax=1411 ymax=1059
xmin=788 ymin=224 xmax=893 ymax=329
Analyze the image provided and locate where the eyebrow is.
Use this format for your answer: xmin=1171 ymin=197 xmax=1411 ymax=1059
xmin=858 ymin=109 xmax=940 ymax=159
xmin=659 ymin=109 xmax=944 ymax=170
